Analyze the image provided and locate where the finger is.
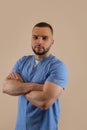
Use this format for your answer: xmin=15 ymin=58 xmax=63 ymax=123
xmin=9 ymin=72 xmax=17 ymax=79
xmin=13 ymin=72 xmax=19 ymax=79
xmin=13 ymin=72 xmax=22 ymax=80
xmin=12 ymin=72 xmax=23 ymax=82
xmin=6 ymin=74 xmax=11 ymax=80
xmin=5 ymin=72 xmax=19 ymax=80
xmin=16 ymin=74 xmax=24 ymax=82
xmin=5 ymin=72 xmax=14 ymax=80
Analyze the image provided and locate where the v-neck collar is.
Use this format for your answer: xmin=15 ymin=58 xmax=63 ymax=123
xmin=34 ymin=54 xmax=52 ymax=64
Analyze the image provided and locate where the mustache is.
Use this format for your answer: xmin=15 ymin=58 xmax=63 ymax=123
xmin=34 ymin=45 xmax=44 ymax=48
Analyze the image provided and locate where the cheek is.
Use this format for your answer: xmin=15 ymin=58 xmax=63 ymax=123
xmin=31 ymin=39 xmax=36 ymax=46
xmin=46 ymin=41 xmax=52 ymax=47
xmin=32 ymin=39 xmax=39 ymax=45
xmin=31 ymin=39 xmax=34 ymax=43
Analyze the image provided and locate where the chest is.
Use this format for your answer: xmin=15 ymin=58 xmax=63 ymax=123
xmin=20 ymin=61 xmax=51 ymax=83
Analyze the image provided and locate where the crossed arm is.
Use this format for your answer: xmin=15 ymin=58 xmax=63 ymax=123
xmin=2 ymin=72 xmax=63 ymax=110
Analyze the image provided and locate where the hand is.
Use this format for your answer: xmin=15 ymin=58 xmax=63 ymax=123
xmin=6 ymin=72 xmax=24 ymax=82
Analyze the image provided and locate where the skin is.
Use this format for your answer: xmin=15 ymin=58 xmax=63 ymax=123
xmin=31 ymin=27 xmax=54 ymax=60
xmin=2 ymin=27 xmax=63 ymax=110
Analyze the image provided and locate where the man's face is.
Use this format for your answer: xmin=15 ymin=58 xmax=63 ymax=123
xmin=31 ymin=27 xmax=54 ymax=55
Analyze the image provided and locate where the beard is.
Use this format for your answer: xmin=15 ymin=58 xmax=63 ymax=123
xmin=32 ymin=45 xmax=51 ymax=55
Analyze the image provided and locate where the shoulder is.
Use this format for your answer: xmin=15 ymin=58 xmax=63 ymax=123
xmin=12 ymin=55 xmax=34 ymax=72
xmin=19 ymin=55 xmax=33 ymax=62
xmin=50 ymin=55 xmax=67 ymax=70
xmin=16 ymin=55 xmax=34 ymax=65
xmin=47 ymin=55 xmax=68 ymax=88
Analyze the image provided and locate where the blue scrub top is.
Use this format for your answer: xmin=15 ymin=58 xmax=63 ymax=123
xmin=12 ymin=55 xmax=68 ymax=130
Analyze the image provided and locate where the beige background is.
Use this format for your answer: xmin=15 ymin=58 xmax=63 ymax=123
xmin=0 ymin=0 xmax=87 ymax=130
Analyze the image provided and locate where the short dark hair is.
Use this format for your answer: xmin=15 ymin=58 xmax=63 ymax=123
xmin=33 ymin=22 xmax=53 ymax=35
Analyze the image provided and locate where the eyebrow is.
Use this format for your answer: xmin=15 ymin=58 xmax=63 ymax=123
xmin=32 ymin=35 xmax=48 ymax=37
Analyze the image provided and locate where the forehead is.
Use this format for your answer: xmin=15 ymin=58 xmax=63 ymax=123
xmin=32 ymin=27 xmax=52 ymax=36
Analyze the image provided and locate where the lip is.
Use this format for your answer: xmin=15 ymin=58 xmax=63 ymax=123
xmin=34 ymin=46 xmax=44 ymax=52
xmin=35 ymin=46 xmax=43 ymax=49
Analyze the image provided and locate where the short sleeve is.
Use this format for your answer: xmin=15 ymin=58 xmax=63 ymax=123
xmin=46 ymin=62 xmax=68 ymax=89
xmin=12 ymin=56 xmax=26 ymax=73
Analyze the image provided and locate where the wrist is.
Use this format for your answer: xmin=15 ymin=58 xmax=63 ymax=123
xmin=29 ymin=83 xmax=43 ymax=91
xmin=22 ymin=83 xmax=33 ymax=94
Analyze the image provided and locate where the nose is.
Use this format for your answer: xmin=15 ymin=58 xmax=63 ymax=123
xmin=37 ymin=37 xmax=43 ymax=44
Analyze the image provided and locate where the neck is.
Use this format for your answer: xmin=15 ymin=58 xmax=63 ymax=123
xmin=35 ymin=53 xmax=51 ymax=61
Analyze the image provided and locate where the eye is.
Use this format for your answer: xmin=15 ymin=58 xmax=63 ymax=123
xmin=33 ymin=35 xmax=38 ymax=40
xmin=42 ymin=36 xmax=48 ymax=40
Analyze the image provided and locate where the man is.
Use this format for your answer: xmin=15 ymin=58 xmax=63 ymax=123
xmin=3 ymin=22 xmax=68 ymax=130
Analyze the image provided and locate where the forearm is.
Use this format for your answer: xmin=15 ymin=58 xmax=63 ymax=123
xmin=3 ymin=79 xmax=43 ymax=96
xmin=25 ymin=91 xmax=52 ymax=110
xmin=25 ymin=82 xmax=63 ymax=110
xmin=3 ymin=79 xmax=26 ymax=96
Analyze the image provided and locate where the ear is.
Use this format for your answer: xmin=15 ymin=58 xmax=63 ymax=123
xmin=51 ymin=39 xmax=54 ymax=45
